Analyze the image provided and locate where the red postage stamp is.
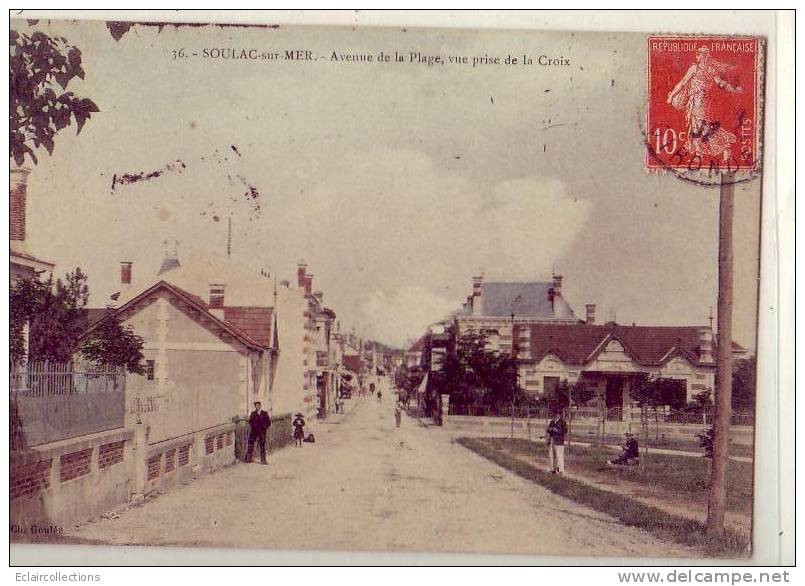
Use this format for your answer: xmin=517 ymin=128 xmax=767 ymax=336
xmin=646 ymin=36 xmax=762 ymax=173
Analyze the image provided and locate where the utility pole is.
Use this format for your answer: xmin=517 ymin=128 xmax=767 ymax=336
xmin=706 ymin=172 xmax=735 ymax=537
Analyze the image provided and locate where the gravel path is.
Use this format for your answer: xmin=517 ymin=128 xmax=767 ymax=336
xmin=68 ymin=378 xmax=695 ymax=558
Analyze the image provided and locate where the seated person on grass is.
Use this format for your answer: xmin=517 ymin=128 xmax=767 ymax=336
xmin=608 ymin=432 xmax=640 ymax=466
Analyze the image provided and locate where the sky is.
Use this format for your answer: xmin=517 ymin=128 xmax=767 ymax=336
xmin=17 ymin=19 xmax=761 ymax=349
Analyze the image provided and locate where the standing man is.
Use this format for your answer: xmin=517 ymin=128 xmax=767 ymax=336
xmin=546 ymin=412 xmax=567 ymax=475
xmin=245 ymin=401 xmax=271 ymax=465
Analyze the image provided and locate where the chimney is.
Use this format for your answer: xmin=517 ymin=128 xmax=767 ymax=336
xmin=297 ymin=261 xmax=307 ymax=288
xmin=699 ymin=327 xmax=714 ymax=364
xmin=471 ymin=275 xmax=484 ymax=317
xmin=209 ymin=283 xmax=225 ymax=319
xmin=305 ymin=274 xmax=313 ymax=296
xmin=120 ymin=261 xmax=133 ymax=286
xmin=280 ymin=279 xmax=290 ymax=288
xmin=10 ymin=166 xmax=31 ymax=251
xmin=552 ymin=274 xmax=563 ymax=296
xmin=585 ymin=303 xmax=596 ymax=324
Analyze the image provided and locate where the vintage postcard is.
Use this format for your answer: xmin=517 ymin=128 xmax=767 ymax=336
xmin=7 ymin=11 xmax=788 ymax=567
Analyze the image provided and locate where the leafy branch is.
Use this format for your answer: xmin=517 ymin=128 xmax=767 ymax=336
xmin=10 ymin=29 xmax=99 ymax=166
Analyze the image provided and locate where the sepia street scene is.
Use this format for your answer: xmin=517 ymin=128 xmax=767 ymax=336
xmin=10 ymin=16 xmax=763 ymax=562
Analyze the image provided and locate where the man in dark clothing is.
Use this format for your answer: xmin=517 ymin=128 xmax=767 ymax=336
xmin=609 ymin=432 xmax=640 ymax=466
xmin=546 ymin=413 xmax=568 ymax=474
xmin=245 ymin=401 xmax=271 ymax=464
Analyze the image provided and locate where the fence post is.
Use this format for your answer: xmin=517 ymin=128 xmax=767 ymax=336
xmin=440 ymin=394 xmax=450 ymax=427
xmin=130 ymin=423 xmax=148 ymax=503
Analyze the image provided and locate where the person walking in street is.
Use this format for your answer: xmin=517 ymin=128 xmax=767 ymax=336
xmin=546 ymin=412 xmax=567 ymax=475
xmin=245 ymin=401 xmax=271 ymax=465
xmin=293 ymin=413 xmax=306 ymax=447
xmin=377 ymin=389 xmax=382 ymax=403
xmin=395 ymin=404 xmax=402 ymax=428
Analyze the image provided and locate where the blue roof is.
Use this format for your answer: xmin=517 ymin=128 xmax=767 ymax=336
xmin=480 ymin=282 xmax=575 ymax=319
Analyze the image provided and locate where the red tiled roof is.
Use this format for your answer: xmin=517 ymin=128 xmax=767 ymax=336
xmin=80 ymin=281 xmax=267 ymax=351
xmin=343 ymin=355 xmax=362 ymax=374
xmin=223 ymin=306 xmax=274 ymax=349
xmin=78 ymin=308 xmax=114 ymax=331
xmin=528 ymin=323 xmax=743 ymax=367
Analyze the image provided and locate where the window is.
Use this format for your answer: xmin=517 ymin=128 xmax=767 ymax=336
xmin=145 ymin=360 xmax=155 ymax=381
xmin=544 ymin=376 xmax=561 ymax=395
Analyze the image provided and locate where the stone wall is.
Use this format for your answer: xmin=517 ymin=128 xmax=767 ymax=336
xmin=11 ymin=428 xmax=135 ymax=534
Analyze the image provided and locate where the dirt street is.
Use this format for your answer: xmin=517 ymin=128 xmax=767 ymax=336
xmin=68 ymin=378 xmax=694 ymax=558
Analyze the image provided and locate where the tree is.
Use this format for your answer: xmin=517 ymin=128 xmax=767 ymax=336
xmin=10 ymin=268 xmax=144 ymax=374
xmin=10 ymin=29 xmax=99 ymax=166
xmin=434 ymin=331 xmax=524 ymax=409
xmin=10 ymin=268 xmax=89 ymax=363
xmin=544 ymin=380 xmax=571 ymax=415
xmin=629 ymin=373 xmax=665 ymax=446
xmin=81 ymin=313 xmax=145 ymax=375
xmin=731 ymin=356 xmax=756 ymax=412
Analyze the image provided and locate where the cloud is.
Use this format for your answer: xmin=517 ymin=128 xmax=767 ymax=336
xmin=358 ymin=286 xmax=459 ymax=348
xmin=483 ymin=177 xmax=594 ymax=279
xmin=264 ymin=149 xmax=592 ymax=347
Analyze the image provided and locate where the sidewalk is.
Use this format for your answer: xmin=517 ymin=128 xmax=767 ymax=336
xmin=66 ymin=384 xmax=694 ymax=558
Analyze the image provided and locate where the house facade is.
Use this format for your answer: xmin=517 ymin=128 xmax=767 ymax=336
xmin=445 ymin=274 xmax=746 ymax=418
xmin=454 ymin=274 xmax=579 ymax=394
xmin=10 ymin=166 xmax=54 ymax=282
xmin=80 ymin=277 xmax=276 ymax=492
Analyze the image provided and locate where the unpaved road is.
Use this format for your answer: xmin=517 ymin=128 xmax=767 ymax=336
xmin=68 ymin=378 xmax=695 ymax=558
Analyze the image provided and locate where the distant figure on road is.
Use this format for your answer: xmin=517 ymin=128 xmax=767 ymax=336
xmin=608 ymin=432 xmax=640 ymax=467
xmin=293 ymin=413 xmax=306 ymax=447
xmin=377 ymin=390 xmax=382 ymax=403
xmin=546 ymin=413 xmax=567 ymax=475
xmin=245 ymin=401 xmax=271 ymax=465
xmin=395 ymin=405 xmax=402 ymax=428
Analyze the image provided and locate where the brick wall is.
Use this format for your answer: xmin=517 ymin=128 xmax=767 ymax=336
xmin=216 ymin=433 xmax=224 ymax=451
xmin=164 ymin=448 xmax=176 ymax=473
xmin=98 ymin=441 xmax=125 ymax=470
xmin=11 ymin=429 xmax=134 ymax=533
xmin=205 ymin=435 xmax=215 ymax=455
xmin=146 ymin=453 xmax=161 ymax=481
xmin=178 ymin=444 xmax=191 ymax=467
xmin=10 ymin=459 xmax=52 ymax=500
xmin=60 ymin=449 xmax=92 ymax=483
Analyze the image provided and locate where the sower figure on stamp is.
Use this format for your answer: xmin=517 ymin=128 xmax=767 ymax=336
xmin=666 ymin=46 xmax=742 ymax=162
xmin=245 ymin=401 xmax=271 ymax=465
xmin=546 ymin=412 xmax=567 ymax=475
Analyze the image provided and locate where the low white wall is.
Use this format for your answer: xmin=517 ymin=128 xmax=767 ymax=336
xmin=11 ymin=428 xmax=135 ymax=534
xmin=444 ymin=415 xmax=754 ymax=446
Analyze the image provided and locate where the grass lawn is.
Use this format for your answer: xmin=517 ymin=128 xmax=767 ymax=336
xmin=457 ymin=437 xmax=751 ymax=558
xmin=483 ymin=438 xmax=753 ymax=514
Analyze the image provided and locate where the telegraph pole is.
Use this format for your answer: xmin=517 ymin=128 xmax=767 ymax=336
xmin=706 ymin=172 xmax=735 ymax=536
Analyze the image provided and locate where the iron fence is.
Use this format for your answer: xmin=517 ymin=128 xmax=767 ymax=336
xmin=233 ymin=412 xmax=293 ymax=460
xmin=447 ymin=401 xmax=752 ymax=426
xmin=10 ymin=360 xmax=126 ymax=448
